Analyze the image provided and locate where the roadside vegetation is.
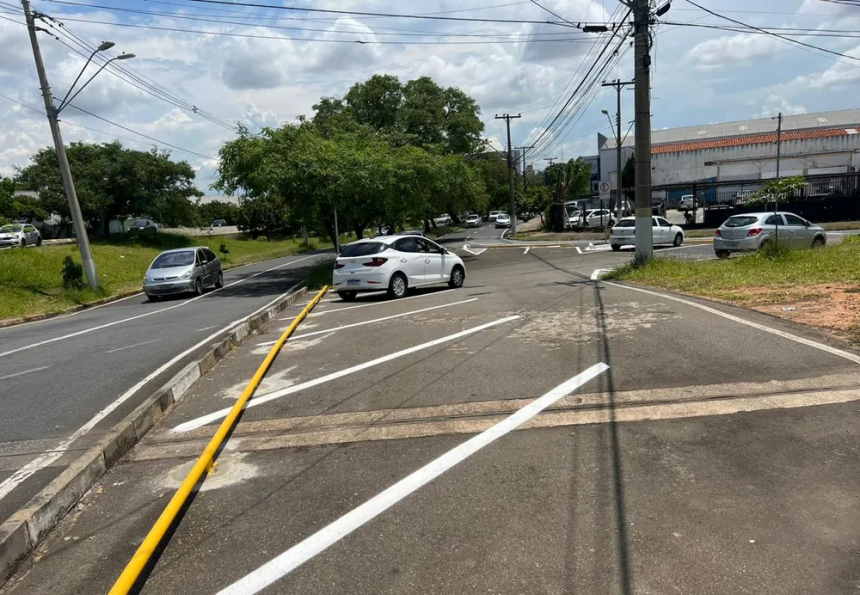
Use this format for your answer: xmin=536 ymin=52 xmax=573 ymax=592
xmin=305 ymin=258 xmax=336 ymax=291
xmin=0 ymin=234 xmax=329 ymax=321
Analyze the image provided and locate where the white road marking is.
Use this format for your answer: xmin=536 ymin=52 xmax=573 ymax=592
xmin=576 ymin=246 xmax=583 ymax=254
xmin=173 ymin=315 xmax=522 ymax=433
xmin=606 ymin=281 xmax=860 ymax=366
xmin=297 ymin=290 xmax=456 ymax=318
xmin=0 ymin=282 xmax=305 ymax=504
xmin=105 ymin=339 xmax=160 ymax=354
xmin=196 ymin=326 xmax=219 ymax=332
xmin=523 ymin=247 xmax=531 ymax=255
xmin=584 ymin=244 xmax=613 ymax=253
xmin=590 ymin=269 xmax=613 ymax=281
xmin=0 ymin=255 xmax=317 ymax=359
xmin=259 ymin=298 xmax=478 ymax=347
xmin=0 ymin=365 xmax=51 ymax=381
xmin=216 ymin=363 xmax=609 ymax=595
xmin=462 ymin=245 xmax=486 ymax=256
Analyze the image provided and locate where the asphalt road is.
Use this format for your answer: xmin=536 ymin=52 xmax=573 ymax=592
xmin=0 ymin=251 xmax=331 ymax=525
xmin=6 ymin=243 xmax=860 ymax=595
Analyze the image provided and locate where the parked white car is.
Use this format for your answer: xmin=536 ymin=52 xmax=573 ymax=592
xmin=434 ymin=213 xmax=453 ymax=226
xmin=679 ymin=195 xmax=698 ymax=210
xmin=0 ymin=223 xmax=42 ymax=247
xmin=610 ymin=216 xmax=685 ymax=250
xmin=488 ymin=210 xmax=502 ymax=222
xmin=576 ymin=209 xmax=614 ymax=229
xmin=465 ymin=214 xmax=483 ymax=228
xmin=495 ymin=213 xmax=512 ymax=228
xmin=332 ymin=235 xmax=466 ymax=301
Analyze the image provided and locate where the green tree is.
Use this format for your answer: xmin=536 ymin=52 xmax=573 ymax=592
xmin=198 ymin=200 xmax=240 ymax=225
xmin=748 ymin=175 xmax=806 ymax=206
xmin=0 ymin=177 xmax=49 ymax=223
xmin=16 ymin=142 xmax=200 ymax=232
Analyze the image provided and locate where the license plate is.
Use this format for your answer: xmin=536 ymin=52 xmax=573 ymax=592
xmin=347 ymin=279 xmax=361 ymax=286
xmin=722 ymin=241 xmax=738 ymax=249
xmin=158 ymin=284 xmax=171 ymax=289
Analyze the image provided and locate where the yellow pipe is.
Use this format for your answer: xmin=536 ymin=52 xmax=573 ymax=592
xmin=109 ymin=285 xmax=329 ymax=595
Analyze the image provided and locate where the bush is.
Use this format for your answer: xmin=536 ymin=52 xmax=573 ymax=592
xmin=61 ymin=255 xmax=85 ymax=289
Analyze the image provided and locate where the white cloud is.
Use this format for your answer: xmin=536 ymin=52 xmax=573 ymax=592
xmin=752 ymin=94 xmax=808 ymax=118
xmin=684 ymin=33 xmax=782 ymax=71
xmin=792 ymin=45 xmax=860 ymax=88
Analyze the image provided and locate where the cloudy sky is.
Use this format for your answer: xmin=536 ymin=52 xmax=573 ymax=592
xmin=1 ymin=0 xmax=859 ymax=191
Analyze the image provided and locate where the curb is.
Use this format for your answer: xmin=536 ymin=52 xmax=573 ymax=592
xmin=0 ymin=286 xmax=310 ymax=586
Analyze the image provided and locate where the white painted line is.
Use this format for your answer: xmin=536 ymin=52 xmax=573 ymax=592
xmin=196 ymin=325 xmax=219 ymax=332
xmin=216 ymin=363 xmax=609 ymax=595
xmin=0 ymin=365 xmax=51 ymax=381
xmin=462 ymin=245 xmax=486 ymax=256
xmin=590 ymin=269 xmax=613 ymax=281
xmin=605 ymin=281 xmax=860 ymax=366
xmin=0 ymin=254 xmax=318 ymax=359
xmin=174 ymin=315 xmax=522 ymax=433
xmin=105 ymin=339 xmax=160 ymax=354
xmin=258 ymin=298 xmax=479 ymax=347
xmin=575 ymin=246 xmax=583 ymax=254
xmin=297 ymin=289 xmax=456 ymax=318
xmin=545 ymin=245 xmax=562 ymax=248
xmin=0 ymin=281 xmax=305 ymax=504
xmin=523 ymin=247 xmax=531 ymax=255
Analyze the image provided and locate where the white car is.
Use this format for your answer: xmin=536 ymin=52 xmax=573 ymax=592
xmin=494 ymin=213 xmax=512 ymax=228
xmin=434 ymin=213 xmax=453 ymax=226
xmin=332 ymin=235 xmax=466 ymax=301
xmin=609 ymin=216 xmax=685 ymax=251
xmin=574 ymin=209 xmax=614 ymax=229
xmin=488 ymin=210 xmax=502 ymax=222
xmin=679 ymin=195 xmax=698 ymax=210
xmin=0 ymin=223 xmax=42 ymax=247
xmin=465 ymin=214 xmax=483 ymax=228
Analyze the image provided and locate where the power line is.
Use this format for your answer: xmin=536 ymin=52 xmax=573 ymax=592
xmin=682 ymin=0 xmax=860 ymax=63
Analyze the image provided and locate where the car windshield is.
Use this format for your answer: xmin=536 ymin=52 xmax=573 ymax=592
xmin=151 ymin=251 xmax=194 ymax=268
xmin=131 ymin=220 xmax=149 ymax=228
xmin=1 ymin=224 xmax=23 ymax=233
xmin=724 ymin=216 xmax=760 ymax=228
xmin=614 ymin=219 xmax=634 ymax=227
xmin=340 ymin=242 xmax=387 ymax=257
xmin=467 ymin=215 xmax=479 ymax=220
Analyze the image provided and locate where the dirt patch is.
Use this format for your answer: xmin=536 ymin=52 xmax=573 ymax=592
xmin=742 ymin=283 xmax=860 ymax=343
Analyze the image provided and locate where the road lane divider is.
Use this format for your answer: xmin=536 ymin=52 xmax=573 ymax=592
xmin=300 ymin=289 xmax=456 ymax=317
xmin=216 ymin=363 xmax=609 ymax=595
xmin=108 ymin=286 xmax=329 ymax=595
xmin=257 ymin=298 xmax=479 ymax=348
xmin=173 ymin=315 xmax=522 ymax=433
xmin=0 ymin=284 xmax=310 ymax=587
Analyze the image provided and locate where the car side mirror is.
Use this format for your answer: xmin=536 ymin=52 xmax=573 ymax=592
xmin=804 ymin=221 xmax=810 ymax=227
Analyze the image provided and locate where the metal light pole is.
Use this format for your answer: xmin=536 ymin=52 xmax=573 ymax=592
xmin=22 ymin=0 xmax=132 ymax=288
xmin=602 ymin=78 xmax=633 ymax=222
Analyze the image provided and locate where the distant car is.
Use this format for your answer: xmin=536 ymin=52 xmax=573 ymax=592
xmin=332 ymin=235 xmax=466 ymax=301
xmin=434 ymin=214 xmax=453 ymax=226
xmin=520 ymin=212 xmax=534 ymax=222
xmin=375 ymin=224 xmax=395 ymax=237
xmin=402 ymin=228 xmax=425 ymax=237
xmin=129 ymin=219 xmax=158 ymax=234
xmin=143 ymin=247 xmax=223 ymax=301
xmin=11 ymin=218 xmax=29 ymax=224
xmin=0 ymin=223 xmax=41 ymax=247
xmin=610 ymin=216 xmax=685 ymax=251
xmin=679 ymin=195 xmax=698 ymax=210
xmin=651 ymin=200 xmax=666 ymax=217
xmin=713 ymin=212 xmax=825 ymax=258
xmin=582 ymin=209 xmax=615 ymax=229
xmin=211 ymin=219 xmax=227 ymax=227
xmin=495 ymin=213 xmax=512 ymax=228
xmin=465 ymin=214 xmax=483 ymax=228
xmin=488 ymin=210 xmax=502 ymax=222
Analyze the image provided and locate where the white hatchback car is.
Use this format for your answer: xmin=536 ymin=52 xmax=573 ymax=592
xmin=610 ymin=216 xmax=685 ymax=250
xmin=332 ymin=235 xmax=466 ymax=301
xmin=0 ymin=223 xmax=41 ymax=247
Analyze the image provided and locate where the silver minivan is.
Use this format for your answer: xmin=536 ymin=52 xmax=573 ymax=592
xmin=143 ymin=247 xmax=223 ymax=301
xmin=714 ymin=212 xmax=826 ymax=258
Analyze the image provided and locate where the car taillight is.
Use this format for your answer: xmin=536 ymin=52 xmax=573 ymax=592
xmin=714 ymin=229 xmax=721 ymax=237
xmin=363 ymin=257 xmax=388 ymax=267
xmin=334 ymin=262 xmax=345 ymax=269
xmin=747 ymin=228 xmax=763 ymax=237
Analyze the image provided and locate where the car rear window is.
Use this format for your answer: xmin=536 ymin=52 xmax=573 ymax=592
xmin=724 ymin=216 xmax=759 ymax=228
xmin=613 ymin=219 xmax=634 ymax=227
xmin=152 ymin=251 xmax=194 ymax=268
xmin=340 ymin=242 xmax=386 ymax=257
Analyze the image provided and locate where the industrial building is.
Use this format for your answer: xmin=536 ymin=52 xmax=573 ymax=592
xmin=598 ymin=108 xmax=860 ymax=192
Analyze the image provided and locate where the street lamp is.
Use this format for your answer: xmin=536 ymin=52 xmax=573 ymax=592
xmin=56 ymin=50 xmax=135 ymax=114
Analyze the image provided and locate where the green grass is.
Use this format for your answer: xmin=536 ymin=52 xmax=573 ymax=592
xmin=0 ymin=233 xmax=332 ymax=320
xmin=605 ymin=237 xmax=860 ymax=301
xmin=305 ymin=258 xmax=335 ymax=291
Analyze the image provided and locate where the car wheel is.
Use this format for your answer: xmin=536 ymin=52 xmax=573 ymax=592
xmin=36 ymin=237 xmax=42 ymax=246
xmin=448 ymin=265 xmax=465 ymax=288
xmin=194 ymin=277 xmax=204 ymax=296
xmin=611 ymin=244 xmax=621 ymax=252
xmin=673 ymin=233 xmax=683 ymax=247
xmin=812 ymin=236 xmax=825 ymax=249
xmin=338 ymin=290 xmax=357 ymax=302
xmin=388 ymin=272 xmax=407 ymax=299
xmin=20 ymin=238 xmax=26 ymax=247
xmin=715 ymin=250 xmax=730 ymax=259
xmin=214 ymin=271 xmax=224 ymax=288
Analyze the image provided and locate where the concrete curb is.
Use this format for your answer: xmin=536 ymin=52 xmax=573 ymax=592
xmin=0 ymin=286 xmax=310 ymax=586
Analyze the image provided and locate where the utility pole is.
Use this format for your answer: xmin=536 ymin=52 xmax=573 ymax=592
xmin=495 ymin=113 xmax=521 ymax=236
xmin=601 ymin=79 xmax=634 ymax=223
xmin=632 ymin=0 xmax=653 ymax=262
xmin=333 ymin=206 xmax=340 ymax=255
xmin=515 ymin=145 xmax=534 ymax=205
xmin=774 ymin=111 xmax=783 ymax=246
xmin=22 ymin=0 xmax=100 ymax=287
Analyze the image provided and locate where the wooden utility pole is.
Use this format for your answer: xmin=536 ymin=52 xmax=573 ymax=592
xmin=495 ymin=113 xmax=521 ymax=235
